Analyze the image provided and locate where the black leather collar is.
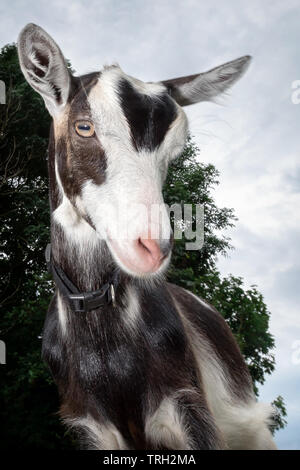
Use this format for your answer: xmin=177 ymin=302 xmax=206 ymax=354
xmin=45 ymin=244 xmax=119 ymax=313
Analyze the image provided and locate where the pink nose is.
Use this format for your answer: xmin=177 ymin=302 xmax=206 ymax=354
xmin=136 ymin=237 xmax=172 ymax=272
xmin=108 ymin=236 xmax=173 ymax=276
xmin=139 ymin=238 xmax=163 ymax=260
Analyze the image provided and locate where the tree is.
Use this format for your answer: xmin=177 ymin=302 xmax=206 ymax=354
xmin=0 ymin=44 xmax=286 ymax=449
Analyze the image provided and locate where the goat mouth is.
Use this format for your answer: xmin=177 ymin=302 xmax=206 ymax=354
xmin=106 ymin=236 xmax=171 ymax=277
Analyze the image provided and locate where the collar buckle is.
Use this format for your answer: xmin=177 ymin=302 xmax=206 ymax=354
xmin=46 ymin=244 xmax=119 ymax=313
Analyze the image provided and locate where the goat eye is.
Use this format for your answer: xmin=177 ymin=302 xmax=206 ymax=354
xmin=75 ymin=121 xmax=95 ymax=137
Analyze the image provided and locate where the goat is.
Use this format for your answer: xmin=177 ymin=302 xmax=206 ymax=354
xmin=18 ymin=23 xmax=277 ymax=450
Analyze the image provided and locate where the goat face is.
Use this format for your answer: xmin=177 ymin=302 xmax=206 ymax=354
xmin=18 ymin=23 xmax=251 ymax=278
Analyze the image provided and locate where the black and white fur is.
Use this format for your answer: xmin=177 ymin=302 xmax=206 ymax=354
xmin=18 ymin=23 xmax=276 ymax=450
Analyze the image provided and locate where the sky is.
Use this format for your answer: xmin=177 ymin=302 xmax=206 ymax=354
xmin=1 ymin=0 xmax=299 ymax=449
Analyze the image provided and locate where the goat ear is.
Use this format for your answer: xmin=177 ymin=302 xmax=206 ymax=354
xmin=18 ymin=23 xmax=71 ymax=117
xmin=161 ymin=56 xmax=252 ymax=106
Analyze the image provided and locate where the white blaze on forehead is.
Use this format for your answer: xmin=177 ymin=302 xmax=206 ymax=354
xmin=88 ymin=66 xmax=133 ymax=151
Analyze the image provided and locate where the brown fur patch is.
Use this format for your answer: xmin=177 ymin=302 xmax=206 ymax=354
xmin=53 ymin=74 xmax=107 ymax=202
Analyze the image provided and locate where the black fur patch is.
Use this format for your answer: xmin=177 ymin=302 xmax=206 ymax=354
xmin=118 ymin=78 xmax=177 ymax=151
